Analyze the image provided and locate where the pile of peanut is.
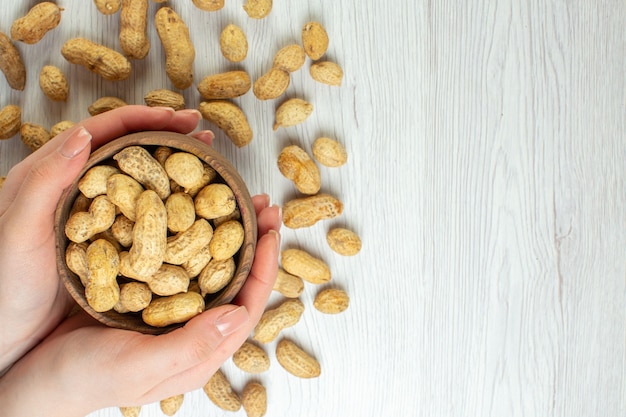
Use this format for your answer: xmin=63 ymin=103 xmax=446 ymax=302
xmin=0 ymin=2 xmax=361 ymax=417
xmin=65 ymin=145 xmax=244 ymax=327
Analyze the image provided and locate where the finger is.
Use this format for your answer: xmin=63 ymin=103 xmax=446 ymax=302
xmin=188 ymin=130 xmax=214 ymax=146
xmin=0 ymin=107 xmax=201 ymax=213
xmin=252 ymin=194 xmax=270 ymax=216
xmin=81 ymin=106 xmax=202 ymax=149
xmin=1 ymin=127 xmax=92 ymax=235
xmin=134 ymin=230 xmax=280 ymax=401
xmin=257 ymin=204 xmax=282 ymax=236
xmin=120 ymin=304 xmax=249 ymax=390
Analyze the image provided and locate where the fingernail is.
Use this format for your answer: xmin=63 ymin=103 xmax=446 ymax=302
xmin=178 ymin=109 xmax=202 ymax=119
xmin=193 ymin=130 xmax=215 ymax=143
xmin=215 ymin=306 xmax=249 ymax=337
xmin=59 ymin=127 xmax=92 ymax=159
xmin=272 ymin=204 xmax=282 ymax=224
xmin=268 ymin=229 xmax=281 ymax=251
xmin=152 ymin=106 xmax=176 ymax=114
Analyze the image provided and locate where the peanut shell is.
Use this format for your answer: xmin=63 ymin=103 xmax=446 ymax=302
xmin=197 ymin=71 xmax=251 ymax=100
xmin=164 ymin=152 xmax=205 ymax=190
xmin=111 ymin=215 xmax=134 ymax=247
xmin=114 ymin=282 xmax=152 ymax=313
xmin=144 ymin=89 xmax=185 ymax=110
xmin=142 ymin=291 xmax=205 ymax=327
xmin=281 ymin=248 xmax=331 ymax=284
xmin=120 ymin=0 xmax=150 ymax=60
xmin=192 ymin=0 xmax=224 ymax=11
xmin=272 ymin=44 xmax=306 ymax=73
xmin=0 ymin=32 xmax=26 ymax=90
xmin=79 ymin=166 xmax=121 ymax=199
xmin=118 ymin=406 xmax=141 ymax=417
xmin=155 ymin=7 xmax=195 ymax=89
xmin=165 ymin=192 xmax=195 ymax=233
xmin=88 ymin=97 xmax=127 ymax=116
xmin=242 ymin=382 xmax=267 ymax=417
xmin=194 ymin=183 xmax=236 ymax=219
xmin=233 ymin=342 xmax=270 ymax=374
xmin=209 ymin=220 xmax=244 ymax=261
xmin=50 ymin=120 xmax=75 ymax=137
xmin=282 ymin=193 xmax=343 ymax=229
xmin=106 ymin=173 xmax=144 ymax=221
xmin=0 ymin=105 xmax=21 ymax=139
xmin=66 ymin=242 xmax=90 ymax=287
xmin=198 ymin=257 xmax=235 ymax=295
xmin=199 ymin=101 xmax=253 ymax=147
xmin=160 ymin=394 xmax=184 ymax=416
xmin=314 ymin=288 xmax=350 ymax=314
xmin=94 ymin=0 xmax=121 ymax=15
xmin=145 ymin=264 xmax=190 ymax=296
xmin=203 ymin=369 xmax=241 ymax=411
xmin=20 ymin=123 xmax=51 ymax=152
xmin=312 ymin=137 xmax=347 ymax=167
xmin=277 ymin=145 xmax=321 ymax=194
xmin=253 ymin=67 xmax=290 ymax=100
xmin=39 ymin=65 xmax=69 ymax=101
xmin=85 ymin=239 xmax=121 ymax=312
xmin=220 ymin=24 xmax=247 ymax=62
xmin=326 ymin=227 xmax=362 ymax=256
xmin=65 ymin=195 xmax=117 ymax=243
xmin=273 ymin=98 xmax=313 ymax=130
xmin=273 ymin=268 xmax=304 ymax=298
xmin=302 ymin=21 xmax=329 ymax=60
xmin=276 ymin=338 xmax=321 ymax=378
xmin=310 ymin=60 xmax=344 ymax=86
xmin=62 ymin=38 xmax=131 ymax=81
xmin=11 ymin=2 xmax=62 ymax=44
xmin=253 ymin=298 xmax=305 ymax=344
xmin=243 ymin=0 xmax=272 ymax=19
xmin=164 ymin=219 xmax=214 ymax=265
xmin=128 ymin=190 xmax=167 ymax=278
xmin=114 ymin=146 xmax=171 ymax=200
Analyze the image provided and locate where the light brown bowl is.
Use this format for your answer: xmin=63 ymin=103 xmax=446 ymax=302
xmin=54 ymin=131 xmax=257 ymax=334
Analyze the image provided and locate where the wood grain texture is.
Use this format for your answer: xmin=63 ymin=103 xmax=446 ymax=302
xmin=0 ymin=1 xmax=624 ymax=416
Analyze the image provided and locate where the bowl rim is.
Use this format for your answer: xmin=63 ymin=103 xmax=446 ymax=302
xmin=54 ymin=131 xmax=258 ymax=334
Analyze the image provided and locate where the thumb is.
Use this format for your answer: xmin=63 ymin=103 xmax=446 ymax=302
xmin=7 ymin=127 xmax=92 ymax=232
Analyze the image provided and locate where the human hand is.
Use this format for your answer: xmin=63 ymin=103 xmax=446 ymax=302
xmin=0 ymin=194 xmax=281 ymax=417
xmin=0 ymin=105 xmax=213 ymax=372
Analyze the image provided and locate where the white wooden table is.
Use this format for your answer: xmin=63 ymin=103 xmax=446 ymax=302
xmin=1 ymin=1 xmax=624 ymax=416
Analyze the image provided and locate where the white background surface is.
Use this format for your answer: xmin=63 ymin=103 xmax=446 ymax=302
xmin=1 ymin=1 xmax=625 ymax=416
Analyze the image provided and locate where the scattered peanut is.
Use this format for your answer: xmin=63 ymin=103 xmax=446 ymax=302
xmin=118 ymin=406 xmax=141 ymax=417
xmin=272 ymin=44 xmax=306 ymax=73
xmin=242 ymin=382 xmax=267 ymax=417
xmin=314 ymin=288 xmax=350 ymax=314
xmin=203 ymin=369 xmax=241 ymax=411
xmin=0 ymin=32 xmax=26 ymax=90
xmin=199 ymin=101 xmax=253 ymax=147
xmin=326 ymin=227 xmax=362 ymax=256
xmin=144 ymin=89 xmax=185 ymax=110
xmin=88 ymin=97 xmax=128 ymax=116
xmin=11 ymin=2 xmax=62 ymax=44
xmin=50 ymin=120 xmax=75 ymax=137
xmin=160 ymin=394 xmax=184 ymax=416
xmin=233 ymin=342 xmax=270 ymax=373
xmin=310 ymin=60 xmax=344 ymax=86
xmin=197 ymin=71 xmax=251 ymax=100
xmin=273 ymin=268 xmax=305 ymax=298
xmin=281 ymin=248 xmax=331 ymax=284
xmin=273 ymin=98 xmax=313 ymax=130
xmin=312 ymin=137 xmax=347 ymax=167
xmin=220 ymin=24 xmax=247 ymax=62
xmin=94 ymin=0 xmax=121 ymax=15
xmin=277 ymin=145 xmax=321 ymax=194
xmin=253 ymin=67 xmax=290 ymax=100
xmin=39 ymin=65 xmax=69 ymax=101
xmin=276 ymin=338 xmax=321 ymax=378
xmin=302 ymin=21 xmax=329 ymax=60
xmin=20 ymin=122 xmax=51 ymax=152
xmin=155 ymin=7 xmax=195 ymax=89
xmin=62 ymin=38 xmax=131 ymax=81
xmin=0 ymin=105 xmax=21 ymax=140
xmin=253 ymin=298 xmax=305 ymax=344
xmin=192 ymin=0 xmax=224 ymax=11
xmin=243 ymin=0 xmax=273 ymax=19
xmin=282 ymin=193 xmax=343 ymax=229
xmin=120 ymin=0 xmax=150 ymax=60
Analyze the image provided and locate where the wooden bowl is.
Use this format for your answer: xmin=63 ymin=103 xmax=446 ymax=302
xmin=54 ymin=131 xmax=257 ymax=334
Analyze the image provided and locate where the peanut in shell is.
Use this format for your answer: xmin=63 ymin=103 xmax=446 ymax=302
xmin=273 ymin=98 xmax=313 ymax=130
xmin=243 ymin=0 xmax=272 ymax=19
xmin=242 ymin=382 xmax=267 ymax=417
xmin=11 ymin=2 xmax=62 ymax=44
xmin=310 ymin=60 xmax=344 ymax=86
xmin=281 ymin=248 xmax=331 ymax=284
xmin=272 ymin=44 xmax=306 ymax=73
xmin=144 ymin=89 xmax=185 ymax=110
xmin=20 ymin=123 xmax=51 ymax=152
xmin=197 ymin=71 xmax=251 ymax=99
xmin=220 ymin=24 xmax=247 ymax=62
xmin=0 ymin=105 xmax=21 ymax=140
xmin=282 ymin=193 xmax=343 ymax=229
xmin=155 ymin=7 xmax=195 ymax=89
xmin=0 ymin=33 xmax=26 ymax=90
xmin=253 ymin=67 xmax=290 ymax=100
xmin=312 ymin=137 xmax=347 ymax=167
xmin=314 ymin=288 xmax=350 ymax=314
xmin=39 ymin=65 xmax=69 ymax=101
xmin=203 ymin=369 xmax=241 ymax=411
xmin=62 ymin=38 xmax=131 ymax=81
xmin=302 ymin=21 xmax=329 ymax=60
xmin=276 ymin=338 xmax=321 ymax=378
xmin=199 ymin=101 xmax=253 ymax=147
xmin=277 ymin=145 xmax=321 ymax=195
xmin=88 ymin=97 xmax=128 ymax=116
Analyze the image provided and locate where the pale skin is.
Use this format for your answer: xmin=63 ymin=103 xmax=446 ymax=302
xmin=0 ymin=106 xmax=281 ymax=416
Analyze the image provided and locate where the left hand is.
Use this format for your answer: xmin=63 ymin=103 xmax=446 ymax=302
xmin=0 ymin=106 xmax=210 ymax=372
